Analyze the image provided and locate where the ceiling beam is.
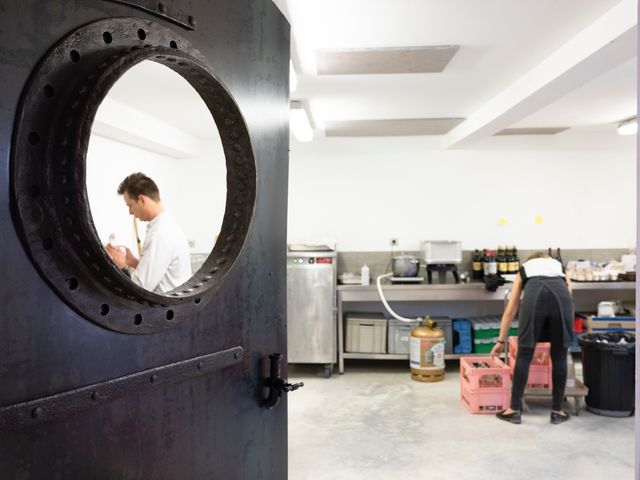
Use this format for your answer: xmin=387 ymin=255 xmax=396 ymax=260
xmin=91 ymin=98 xmax=201 ymax=159
xmin=443 ymin=0 xmax=637 ymax=149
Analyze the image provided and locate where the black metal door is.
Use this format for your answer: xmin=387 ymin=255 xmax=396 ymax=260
xmin=0 ymin=1 xmax=290 ymax=478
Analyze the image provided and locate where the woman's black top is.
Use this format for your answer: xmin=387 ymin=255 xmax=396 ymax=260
xmin=517 ymin=258 xmax=574 ymax=348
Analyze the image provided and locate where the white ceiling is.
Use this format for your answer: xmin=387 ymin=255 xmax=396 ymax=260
xmin=102 ymin=61 xmax=219 ymax=140
xmin=96 ymin=1 xmax=637 ymax=148
xmin=275 ymin=0 xmax=638 ymax=145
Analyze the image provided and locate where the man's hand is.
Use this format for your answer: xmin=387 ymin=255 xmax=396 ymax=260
xmin=124 ymin=247 xmax=139 ymax=268
xmin=105 ymin=244 xmax=127 ymax=269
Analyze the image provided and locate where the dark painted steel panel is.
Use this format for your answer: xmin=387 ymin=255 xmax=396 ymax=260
xmin=0 ymin=0 xmax=289 ymax=478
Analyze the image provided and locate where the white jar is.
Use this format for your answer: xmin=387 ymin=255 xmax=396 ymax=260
xmin=360 ymin=265 xmax=370 ymax=286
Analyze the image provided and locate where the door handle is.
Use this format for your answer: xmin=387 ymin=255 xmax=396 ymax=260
xmin=262 ymin=353 xmax=304 ymax=410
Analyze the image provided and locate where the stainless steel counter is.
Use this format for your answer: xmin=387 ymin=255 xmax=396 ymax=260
xmin=338 ymin=282 xmax=508 ymax=302
xmin=336 ymin=281 xmax=635 ymax=373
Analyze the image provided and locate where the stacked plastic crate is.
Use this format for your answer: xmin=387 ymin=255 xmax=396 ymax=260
xmin=452 ymin=319 xmax=473 ymax=354
xmin=469 ymin=315 xmax=518 ymax=353
xmin=460 ymin=356 xmax=512 ymax=413
xmin=506 ymin=337 xmax=552 ymax=388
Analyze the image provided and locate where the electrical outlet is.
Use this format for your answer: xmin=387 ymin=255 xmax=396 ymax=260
xmin=390 ymin=238 xmax=398 ymax=247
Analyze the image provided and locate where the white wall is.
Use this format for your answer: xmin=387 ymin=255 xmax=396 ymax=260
xmin=287 ymin=133 xmax=636 ymax=251
xmin=86 ymin=135 xmax=226 ymax=255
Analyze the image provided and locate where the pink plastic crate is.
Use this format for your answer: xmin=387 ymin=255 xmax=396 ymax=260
xmin=460 ymin=356 xmax=512 ymax=414
xmin=507 ymin=336 xmax=552 ymax=389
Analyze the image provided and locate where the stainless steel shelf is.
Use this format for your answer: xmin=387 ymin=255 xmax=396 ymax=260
xmin=570 ymin=281 xmax=635 ymax=291
xmin=343 ymin=352 xmax=503 ymax=361
xmin=337 ymin=280 xmax=634 ymax=374
xmin=343 ymin=353 xmax=408 ymax=360
xmin=338 ymin=282 xmax=508 ymax=302
xmin=337 ymin=281 xmax=634 ymax=302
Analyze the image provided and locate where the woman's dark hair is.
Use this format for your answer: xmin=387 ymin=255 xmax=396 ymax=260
xmin=117 ymin=172 xmax=161 ymax=202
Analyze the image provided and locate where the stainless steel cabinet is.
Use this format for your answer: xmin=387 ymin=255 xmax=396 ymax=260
xmin=287 ymin=251 xmax=337 ymax=377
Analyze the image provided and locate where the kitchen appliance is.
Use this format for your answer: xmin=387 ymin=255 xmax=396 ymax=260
xmin=621 ymin=254 xmax=636 ymax=272
xmin=287 ymin=247 xmax=337 ymax=377
xmin=392 ymin=254 xmax=420 ymax=277
xmin=422 ymin=240 xmax=462 ymax=284
xmin=597 ymin=301 xmax=617 ymax=318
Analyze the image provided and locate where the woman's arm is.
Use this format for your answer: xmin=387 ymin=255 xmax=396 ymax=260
xmin=490 ymin=274 xmax=523 ymax=357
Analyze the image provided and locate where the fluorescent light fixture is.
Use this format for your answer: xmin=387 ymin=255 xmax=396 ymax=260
xmin=617 ymin=117 xmax=637 ymax=135
xmin=289 ymin=60 xmax=298 ymax=93
xmin=290 ymin=101 xmax=313 ymax=142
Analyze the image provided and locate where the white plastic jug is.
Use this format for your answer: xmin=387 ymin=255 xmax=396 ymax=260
xmin=360 ymin=265 xmax=370 ymax=286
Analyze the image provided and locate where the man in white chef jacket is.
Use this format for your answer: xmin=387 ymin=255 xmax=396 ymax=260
xmin=105 ymin=172 xmax=192 ymax=294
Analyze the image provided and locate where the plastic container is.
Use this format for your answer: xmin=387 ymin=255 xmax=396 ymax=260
xmin=387 ymin=318 xmax=420 ymax=354
xmin=460 ymin=356 xmax=512 ymax=414
xmin=473 ymin=338 xmax=498 ymax=354
xmin=452 ymin=319 xmax=473 ymax=354
xmin=421 ymin=240 xmax=462 ymax=265
xmin=469 ymin=315 xmax=518 ymax=340
xmin=578 ymin=332 xmax=635 ymax=417
xmin=360 ymin=265 xmax=370 ymax=286
xmin=345 ymin=313 xmax=387 ymax=353
xmin=507 ymin=336 xmax=552 ymax=389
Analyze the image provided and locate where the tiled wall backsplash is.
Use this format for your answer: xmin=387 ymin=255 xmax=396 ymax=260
xmin=338 ymin=249 xmax=633 ymax=278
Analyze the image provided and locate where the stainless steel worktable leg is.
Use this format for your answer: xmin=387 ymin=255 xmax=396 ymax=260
xmin=338 ymin=294 xmax=344 ymax=374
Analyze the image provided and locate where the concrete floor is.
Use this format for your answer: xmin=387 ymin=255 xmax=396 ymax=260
xmin=288 ymin=360 xmax=634 ymax=480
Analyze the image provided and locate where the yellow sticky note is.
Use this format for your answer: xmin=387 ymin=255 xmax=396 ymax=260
xmin=498 ymin=218 xmax=508 ymax=226
xmin=534 ymin=215 xmax=544 ymax=225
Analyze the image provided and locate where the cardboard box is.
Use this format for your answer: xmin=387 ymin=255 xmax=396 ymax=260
xmin=586 ymin=315 xmax=635 ymax=333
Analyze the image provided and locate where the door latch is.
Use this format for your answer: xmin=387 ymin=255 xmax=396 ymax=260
xmin=263 ymin=353 xmax=304 ymax=409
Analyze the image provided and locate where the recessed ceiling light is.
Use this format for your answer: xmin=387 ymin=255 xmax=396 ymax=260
xmin=494 ymin=127 xmax=570 ymax=136
xmin=317 ymin=46 xmax=460 ymax=75
xmin=617 ymin=117 xmax=637 ymax=136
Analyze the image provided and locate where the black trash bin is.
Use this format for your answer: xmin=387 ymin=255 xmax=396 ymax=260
xmin=578 ymin=332 xmax=635 ymax=417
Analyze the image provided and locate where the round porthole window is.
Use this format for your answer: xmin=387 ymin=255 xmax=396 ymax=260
xmin=10 ymin=18 xmax=256 ymax=334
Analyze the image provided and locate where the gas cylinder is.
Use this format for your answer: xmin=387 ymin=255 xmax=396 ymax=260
xmin=409 ymin=316 xmax=446 ymax=382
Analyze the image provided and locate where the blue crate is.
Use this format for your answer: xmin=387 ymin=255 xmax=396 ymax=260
xmin=452 ymin=318 xmax=473 ymax=354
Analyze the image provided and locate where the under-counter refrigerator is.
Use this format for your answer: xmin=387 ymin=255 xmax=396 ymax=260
xmin=287 ymin=248 xmax=337 ymax=377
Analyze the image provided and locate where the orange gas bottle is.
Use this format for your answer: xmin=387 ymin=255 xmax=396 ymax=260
xmin=409 ymin=316 xmax=446 ymax=382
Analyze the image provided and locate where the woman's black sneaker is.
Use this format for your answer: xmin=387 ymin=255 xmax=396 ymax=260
xmin=496 ymin=410 xmax=521 ymax=424
xmin=550 ymin=411 xmax=570 ymax=424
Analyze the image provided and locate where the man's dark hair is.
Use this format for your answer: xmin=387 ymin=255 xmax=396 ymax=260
xmin=117 ymin=172 xmax=161 ymax=202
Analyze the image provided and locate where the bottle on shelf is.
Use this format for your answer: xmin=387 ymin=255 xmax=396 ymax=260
xmin=505 ymin=246 xmax=513 ymax=273
xmin=481 ymin=248 xmax=488 ymax=279
xmin=360 ymin=264 xmax=370 ymax=286
xmin=497 ymin=245 xmax=508 ymax=275
xmin=484 ymin=249 xmax=497 ymax=276
xmin=472 ymin=249 xmax=483 ymax=280
xmin=508 ymin=245 xmax=520 ymax=274
xmin=555 ymin=248 xmax=563 ymax=266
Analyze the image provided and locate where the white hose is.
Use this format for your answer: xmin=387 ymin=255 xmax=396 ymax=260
xmin=376 ymin=273 xmax=421 ymax=323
